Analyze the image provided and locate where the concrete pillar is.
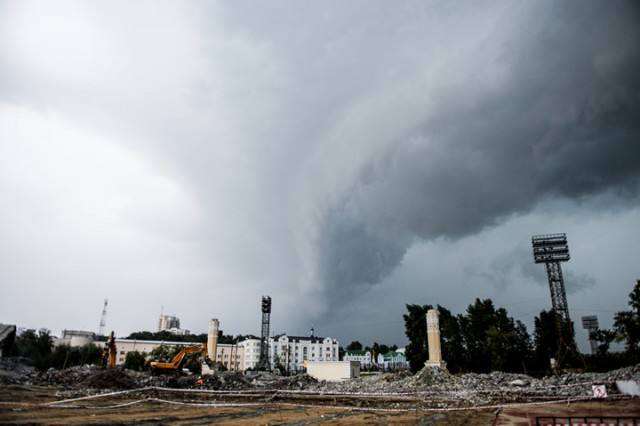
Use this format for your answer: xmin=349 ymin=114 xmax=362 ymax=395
xmin=425 ymin=309 xmax=446 ymax=369
xmin=208 ymin=318 xmax=219 ymax=362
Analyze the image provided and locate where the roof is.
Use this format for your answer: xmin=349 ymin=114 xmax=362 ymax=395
xmin=345 ymin=350 xmax=370 ymax=356
xmin=275 ymin=334 xmax=332 ymax=344
xmin=0 ymin=324 xmax=16 ymax=342
xmin=380 ymin=351 xmax=406 ymax=359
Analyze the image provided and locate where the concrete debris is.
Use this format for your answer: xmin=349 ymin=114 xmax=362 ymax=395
xmin=616 ymin=380 xmax=640 ymax=396
xmin=0 ymin=357 xmax=38 ymax=385
xmin=2 ymin=356 xmax=640 ymax=407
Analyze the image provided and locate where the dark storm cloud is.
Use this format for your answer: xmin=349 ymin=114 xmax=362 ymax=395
xmin=316 ymin=2 xmax=640 ymax=307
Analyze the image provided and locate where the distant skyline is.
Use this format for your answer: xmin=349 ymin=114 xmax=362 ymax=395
xmin=1 ymin=1 xmax=639 ymax=353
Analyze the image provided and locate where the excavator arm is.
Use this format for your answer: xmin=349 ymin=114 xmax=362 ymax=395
xmin=150 ymin=343 xmax=209 ymax=372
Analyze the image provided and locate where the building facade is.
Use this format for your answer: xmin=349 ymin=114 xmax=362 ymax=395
xmin=376 ymin=350 xmax=409 ymax=371
xmin=110 ymin=339 xmax=244 ymax=371
xmin=238 ymin=339 xmax=261 ymax=371
xmin=157 ymin=315 xmax=190 ymax=335
xmin=238 ymin=334 xmax=340 ymax=372
xmin=343 ymin=350 xmax=372 ymax=368
xmin=53 ymin=329 xmax=96 ymax=347
xmin=270 ymin=334 xmax=340 ymax=373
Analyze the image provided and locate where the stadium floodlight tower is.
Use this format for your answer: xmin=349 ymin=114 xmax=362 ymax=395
xmin=257 ymin=296 xmax=272 ymax=371
xmin=532 ymin=233 xmax=578 ymax=370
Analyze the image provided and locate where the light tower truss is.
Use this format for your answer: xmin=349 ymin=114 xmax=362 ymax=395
xmin=532 ymin=233 xmax=579 ymax=369
xmin=581 ymin=315 xmax=599 ymax=355
xmin=258 ymin=296 xmax=272 ymax=371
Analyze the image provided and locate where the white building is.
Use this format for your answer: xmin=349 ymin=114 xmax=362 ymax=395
xmin=157 ymin=315 xmax=190 ymax=335
xmin=376 ymin=349 xmax=409 ymax=371
xmin=270 ymin=333 xmax=340 ymax=373
xmin=239 ymin=333 xmax=340 ymax=372
xmin=343 ymin=350 xmax=372 ymax=368
xmin=53 ymin=329 xmax=96 ymax=347
xmin=306 ymin=361 xmax=360 ymax=381
xmin=238 ymin=338 xmax=261 ymax=371
xmin=158 ymin=315 xmax=180 ymax=331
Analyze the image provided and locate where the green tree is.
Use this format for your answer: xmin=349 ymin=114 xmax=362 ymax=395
xmin=405 ymin=300 xmax=532 ymax=373
xmin=459 ymin=299 xmax=496 ymax=372
xmin=458 ymin=299 xmax=531 ymax=373
xmin=532 ymin=308 xmax=581 ymax=371
xmin=403 ymin=304 xmax=431 ymax=372
xmin=613 ymin=280 xmax=640 ymax=361
xmin=532 ymin=309 xmax=557 ymax=372
xmin=14 ymin=329 xmax=53 ymax=370
xmin=371 ymin=342 xmax=391 ymax=357
xmin=437 ymin=305 xmax=464 ymax=373
xmin=126 ymin=331 xmax=207 ymax=343
xmin=123 ymin=351 xmax=147 ymax=371
xmin=148 ymin=344 xmax=182 ymax=366
xmin=346 ymin=341 xmax=363 ymax=351
xmin=182 ymin=352 xmax=204 ymax=374
xmin=49 ymin=343 xmax=103 ymax=369
xmin=590 ymin=329 xmax=616 ymax=357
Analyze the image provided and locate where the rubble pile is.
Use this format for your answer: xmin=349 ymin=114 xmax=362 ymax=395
xmin=84 ymin=368 xmax=137 ymax=389
xmin=315 ymin=364 xmax=640 ymax=407
xmin=38 ymin=365 xmax=137 ymax=390
xmin=0 ymin=357 xmax=38 ymax=385
xmin=1 ymin=356 xmax=639 ymax=407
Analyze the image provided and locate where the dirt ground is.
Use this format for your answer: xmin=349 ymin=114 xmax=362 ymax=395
xmin=2 ymin=384 xmax=639 ymax=425
xmin=495 ymin=399 xmax=640 ymax=425
xmin=0 ymin=384 xmax=495 ymax=425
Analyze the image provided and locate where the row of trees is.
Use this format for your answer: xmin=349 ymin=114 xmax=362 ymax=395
xmin=12 ymin=329 xmax=103 ymax=370
xmin=125 ymin=330 xmax=257 ymax=345
xmin=345 ymin=341 xmax=399 ymax=355
xmin=404 ymin=300 xmax=531 ymax=373
xmin=404 ymin=280 xmax=640 ymax=374
xmin=11 ymin=330 xmax=210 ymax=373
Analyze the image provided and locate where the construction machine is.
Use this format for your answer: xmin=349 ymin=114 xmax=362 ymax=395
xmin=150 ymin=343 xmax=212 ymax=374
xmin=101 ymin=331 xmax=117 ymax=369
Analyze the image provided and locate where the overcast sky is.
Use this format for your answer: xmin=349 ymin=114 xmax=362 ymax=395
xmin=1 ymin=1 xmax=639 ymax=352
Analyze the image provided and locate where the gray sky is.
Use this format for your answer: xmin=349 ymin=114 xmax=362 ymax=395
xmin=1 ymin=1 xmax=639 ymax=352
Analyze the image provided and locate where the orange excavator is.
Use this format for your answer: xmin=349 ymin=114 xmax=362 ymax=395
xmin=101 ymin=331 xmax=117 ymax=369
xmin=150 ymin=343 xmax=212 ymax=374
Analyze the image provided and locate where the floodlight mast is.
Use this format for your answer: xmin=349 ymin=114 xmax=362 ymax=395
xmin=257 ymin=296 xmax=272 ymax=371
xmin=532 ymin=233 xmax=579 ymax=370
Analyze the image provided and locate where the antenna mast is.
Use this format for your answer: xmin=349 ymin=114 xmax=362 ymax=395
xmin=98 ymin=299 xmax=108 ymax=337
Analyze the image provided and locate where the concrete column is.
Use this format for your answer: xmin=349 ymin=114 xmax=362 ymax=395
xmin=208 ymin=318 xmax=219 ymax=361
xmin=425 ymin=309 xmax=446 ymax=369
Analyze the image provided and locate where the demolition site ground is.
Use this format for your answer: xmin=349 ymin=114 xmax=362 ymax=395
xmin=1 ymin=358 xmax=639 ymax=425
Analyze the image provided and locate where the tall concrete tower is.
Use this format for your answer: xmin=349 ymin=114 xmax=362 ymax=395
xmin=425 ymin=309 xmax=446 ymax=369
xmin=207 ymin=318 xmax=219 ymax=362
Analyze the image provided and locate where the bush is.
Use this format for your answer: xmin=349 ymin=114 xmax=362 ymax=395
xmin=123 ymin=351 xmax=147 ymax=371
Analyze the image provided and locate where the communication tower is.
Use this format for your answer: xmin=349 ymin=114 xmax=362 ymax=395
xmin=257 ymin=296 xmax=272 ymax=371
xmin=532 ymin=233 xmax=580 ymax=369
xmin=98 ymin=299 xmax=108 ymax=337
